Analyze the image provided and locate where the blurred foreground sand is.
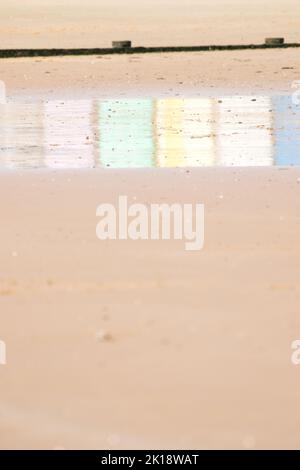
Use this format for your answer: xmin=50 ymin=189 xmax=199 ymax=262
xmin=0 ymin=168 xmax=300 ymax=449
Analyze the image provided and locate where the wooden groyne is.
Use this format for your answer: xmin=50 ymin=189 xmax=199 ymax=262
xmin=1 ymin=41 xmax=300 ymax=59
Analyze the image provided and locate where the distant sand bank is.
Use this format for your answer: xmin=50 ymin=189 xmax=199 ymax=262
xmin=0 ymin=0 xmax=299 ymax=49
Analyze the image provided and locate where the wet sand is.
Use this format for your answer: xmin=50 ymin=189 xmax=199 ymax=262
xmin=1 ymin=0 xmax=300 ymax=101
xmin=1 ymin=0 xmax=300 ymax=451
xmin=1 ymin=48 xmax=300 ymax=100
xmin=0 ymin=167 xmax=300 ymax=449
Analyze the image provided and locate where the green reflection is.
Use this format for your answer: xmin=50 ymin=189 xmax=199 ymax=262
xmin=99 ymin=99 xmax=154 ymax=168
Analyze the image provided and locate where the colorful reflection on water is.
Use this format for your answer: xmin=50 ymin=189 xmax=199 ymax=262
xmin=0 ymin=95 xmax=299 ymax=169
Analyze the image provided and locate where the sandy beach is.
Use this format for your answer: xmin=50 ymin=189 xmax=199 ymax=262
xmin=1 ymin=0 xmax=300 ymax=49
xmin=0 ymin=0 xmax=300 ymax=451
xmin=0 ymin=167 xmax=300 ymax=450
xmin=1 ymin=47 xmax=300 ymax=101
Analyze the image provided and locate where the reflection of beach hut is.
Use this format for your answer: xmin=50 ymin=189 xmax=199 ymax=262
xmin=156 ymin=99 xmax=215 ymax=167
xmin=183 ymin=99 xmax=215 ymax=167
xmin=99 ymin=100 xmax=154 ymax=168
xmin=44 ymin=100 xmax=94 ymax=169
xmin=0 ymin=80 xmax=6 ymax=104
xmin=216 ymin=96 xmax=274 ymax=166
xmin=156 ymin=99 xmax=185 ymax=167
xmin=0 ymin=340 xmax=6 ymax=365
xmin=0 ymin=103 xmax=44 ymax=169
xmin=273 ymin=96 xmax=300 ymax=166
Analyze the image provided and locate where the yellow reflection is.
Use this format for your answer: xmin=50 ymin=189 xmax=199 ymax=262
xmin=156 ymin=98 xmax=215 ymax=167
xmin=99 ymin=99 xmax=154 ymax=168
xmin=156 ymin=99 xmax=185 ymax=167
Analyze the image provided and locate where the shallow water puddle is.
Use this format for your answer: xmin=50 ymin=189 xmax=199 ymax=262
xmin=0 ymin=96 xmax=299 ymax=169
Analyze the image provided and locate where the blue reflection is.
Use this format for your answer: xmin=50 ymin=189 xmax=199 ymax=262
xmin=273 ymin=95 xmax=300 ymax=166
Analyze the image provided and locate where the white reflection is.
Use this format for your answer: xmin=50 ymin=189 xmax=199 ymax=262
xmin=216 ymin=96 xmax=273 ymax=166
xmin=0 ymin=81 xmax=6 ymax=104
xmin=156 ymin=99 xmax=185 ymax=167
xmin=0 ymin=104 xmax=44 ymax=169
xmin=44 ymin=100 xmax=94 ymax=169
